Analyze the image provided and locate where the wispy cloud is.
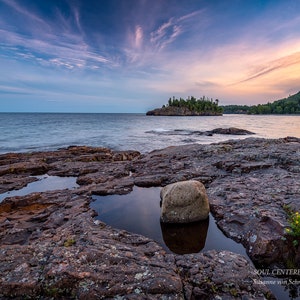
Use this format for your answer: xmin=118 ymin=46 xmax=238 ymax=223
xmin=123 ymin=9 xmax=205 ymax=69
xmin=0 ymin=1 xmax=112 ymax=71
xmin=72 ymin=5 xmax=84 ymax=35
xmin=178 ymin=10 xmax=204 ymax=22
xmin=1 ymin=0 xmax=51 ymax=31
xmin=133 ymin=26 xmax=300 ymax=105
xmin=234 ymin=52 xmax=300 ymax=85
xmin=0 ymin=27 xmax=110 ymax=69
xmin=150 ymin=18 xmax=182 ymax=50
xmin=195 ymin=80 xmax=220 ymax=88
xmin=0 ymin=84 xmax=32 ymax=95
xmin=134 ymin=25 xmax=143 ymax=49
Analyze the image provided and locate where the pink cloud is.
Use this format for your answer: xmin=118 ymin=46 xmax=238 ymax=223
xmin=134 ymin=25 xmax=143 ymax=48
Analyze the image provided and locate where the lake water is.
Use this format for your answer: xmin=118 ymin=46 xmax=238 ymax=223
xmin=0 ymin=113 xmax=299 ymax=154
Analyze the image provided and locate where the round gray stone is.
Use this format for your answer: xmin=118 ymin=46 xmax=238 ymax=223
xmin=160 ymin=180 xmax=210 ymax=223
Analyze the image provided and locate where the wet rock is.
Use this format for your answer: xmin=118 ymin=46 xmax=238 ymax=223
xmin=210 ymin=127 xmax=255 ymax=135
xmin=113 ymin=150 xmax=140 ymax=161
xmin=0 ymin=161 xmax=48 ymax=176
xmin=0 ymin=174 xmax=37 ymax=194
xmin=160 ymin=180 xmax=210 ymax=223
xmin=146 ymin=127 xmax=255 ymax=137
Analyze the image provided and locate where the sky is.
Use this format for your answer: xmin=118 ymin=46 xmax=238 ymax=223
xmin=1 ymin=0 xmax=300 ymax=113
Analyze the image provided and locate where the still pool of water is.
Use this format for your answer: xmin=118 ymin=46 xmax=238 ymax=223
xmin=0 ymin=174 xmax=79 ymax=203
xmin=91 ymin=186 xmax=248 ymax=256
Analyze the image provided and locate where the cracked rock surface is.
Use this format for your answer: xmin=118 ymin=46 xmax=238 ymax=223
xmin=0 ymin=137 xmax=299 ymax=299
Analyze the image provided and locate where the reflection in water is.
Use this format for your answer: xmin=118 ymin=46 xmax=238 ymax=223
xmin=91 ymin=186 xmax=247 ymax=256
xmin=0 ymin=174 xmax=79 ymax=203
xmin=160 ymin=218 xmax=209 ymax=254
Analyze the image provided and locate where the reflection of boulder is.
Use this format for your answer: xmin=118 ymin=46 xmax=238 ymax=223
xmin=160 ymin=217 xmax=209 ymax=254
xmin=160 ymin=180 xmax=210 ymax=223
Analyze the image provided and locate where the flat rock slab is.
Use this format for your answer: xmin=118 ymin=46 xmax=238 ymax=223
xmin=0 ymin=137 xmax=299 ymax=298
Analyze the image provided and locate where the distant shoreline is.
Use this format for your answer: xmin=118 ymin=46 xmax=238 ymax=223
xmin=146 ymin=106 xmax=222 ymax=116
xmin=222 ymin=112 xmax=300 ymax=115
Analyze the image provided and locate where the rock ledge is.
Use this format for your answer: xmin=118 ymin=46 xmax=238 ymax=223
xmin=1 ymin=137 xmax=299 ymax=298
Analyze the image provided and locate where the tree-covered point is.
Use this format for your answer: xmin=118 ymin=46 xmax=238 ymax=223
xmin=164 ymin=96 xmax=223 ymax=114
xmin=222 ymin=91 xmax=300 ymax=114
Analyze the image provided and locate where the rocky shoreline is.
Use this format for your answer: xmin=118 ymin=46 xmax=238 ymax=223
xmin=146 ymin=106 xmax=222 ymax=116
xmin=0 ymin=137 xmax=299 ymax=299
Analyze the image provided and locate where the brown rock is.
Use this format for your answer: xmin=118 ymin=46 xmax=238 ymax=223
xmin=210 ymin=127 xmax=254 ymax=135
xmin=0 ymin=137 xmax=299 ymax=298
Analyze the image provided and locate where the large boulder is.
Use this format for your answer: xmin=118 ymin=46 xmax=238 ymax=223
xmin=160 ymin=180 xmax=210 ymax=223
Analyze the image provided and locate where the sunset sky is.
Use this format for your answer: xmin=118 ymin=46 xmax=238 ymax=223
xmin=1 ymin=0 xmax=300 ymax=112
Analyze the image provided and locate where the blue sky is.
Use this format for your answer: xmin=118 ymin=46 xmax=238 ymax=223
xmin=1 ymin=0 xmax=300 ymax=112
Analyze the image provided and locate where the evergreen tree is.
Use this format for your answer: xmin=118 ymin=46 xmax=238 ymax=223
xmin=165 ymin=95 xmax=223 ymax=114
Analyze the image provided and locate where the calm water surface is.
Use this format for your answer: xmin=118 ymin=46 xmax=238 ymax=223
xmin=0 ymin=174 xmax=78 ymax=202
xmin=91 ymin=186 xmax=248 ymax=256
xmin=0 ymin=113 xmax=299 ymax=154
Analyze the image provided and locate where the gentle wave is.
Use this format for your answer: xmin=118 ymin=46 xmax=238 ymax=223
xmin=0 ymin=113 xmax=299 ymax=154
